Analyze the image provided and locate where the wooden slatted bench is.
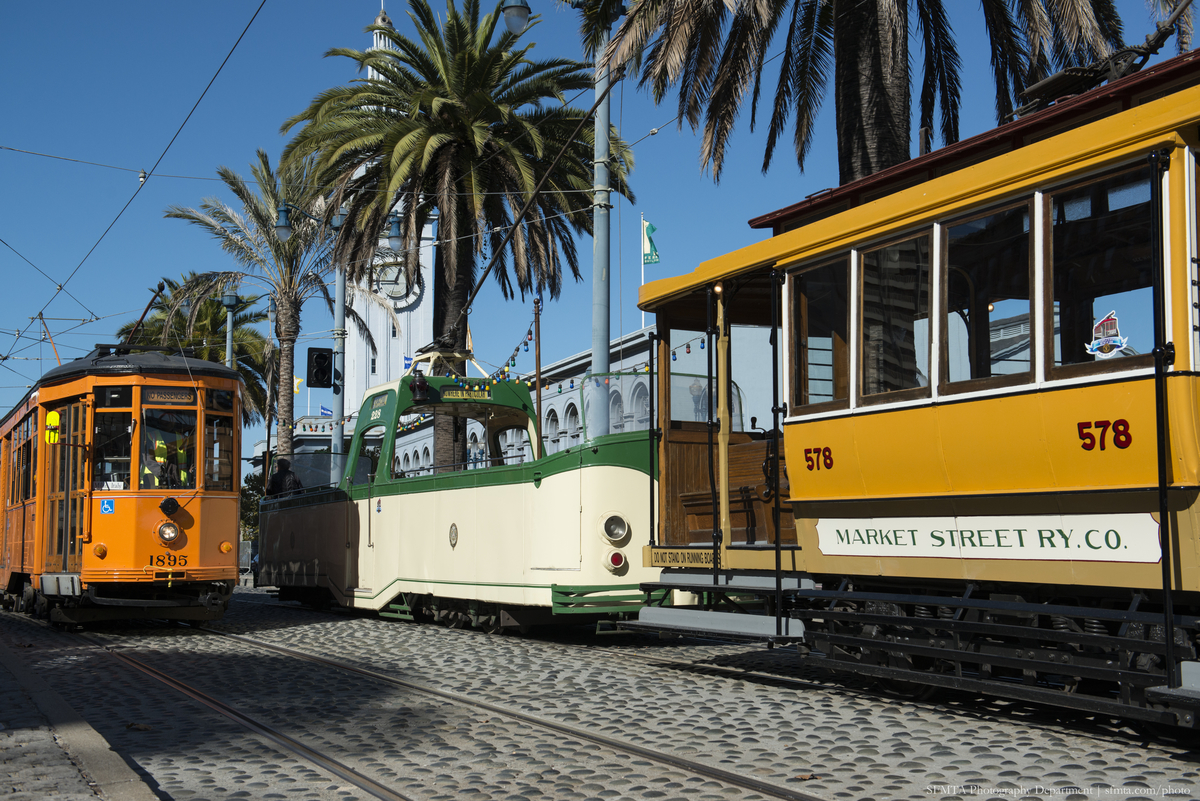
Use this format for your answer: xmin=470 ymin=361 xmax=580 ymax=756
xmin=679 ymin=439 xmax=796 ymax=546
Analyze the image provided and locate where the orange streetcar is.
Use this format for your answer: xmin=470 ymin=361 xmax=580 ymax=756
xmin=1 ymin=344 xmax=242 ymax=623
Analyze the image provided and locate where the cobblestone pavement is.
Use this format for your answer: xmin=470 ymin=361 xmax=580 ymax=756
xmin=4 ymin=587 xmax=1200 ymax=801
xmin=0 ymin=648 xmax=100 ymax=800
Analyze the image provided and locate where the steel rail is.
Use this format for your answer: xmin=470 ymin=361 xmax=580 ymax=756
xmin=94 ymin=643 xmax=414 ymax=801
xmin=199 ymin=627 xmax=823 ymax=801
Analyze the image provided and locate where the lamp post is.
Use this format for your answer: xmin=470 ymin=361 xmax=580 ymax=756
xmin=275 ymin=202 xmax=346 ymax=483
xmin=586 ymin=0 xmax=617 ymax=440
xmin=501 ymin=0 xmax=619 ymax=440
xmin=221 ymin=288 xmax=238 ymax=369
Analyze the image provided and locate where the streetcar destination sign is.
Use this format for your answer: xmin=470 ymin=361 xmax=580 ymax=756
xmin=815 ymin=513 xmax=1161 ymax=562
xmin=441 ymin=389 xmax=492 ymax=401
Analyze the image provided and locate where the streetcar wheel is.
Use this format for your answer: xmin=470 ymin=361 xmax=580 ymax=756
xmin=33 ymin=592 xmax=49 ymax=620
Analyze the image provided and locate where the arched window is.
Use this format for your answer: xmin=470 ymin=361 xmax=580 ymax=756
xmin=565 ymin=404 xmax=580 ymax=447
xmin=468 ymin=432 xmax=480 ymax=469
xmin=422 ymin=447 xmax=431 ymax=473
xmin=544 ymin=409 xmax=560 ymax=455
xmin=609 ymin=392 xmax=624 ymax=434
xmin=631 ymin=383 xmax=650 ymax=430
xmin=412 ymin=450 xmax=421 ymax=475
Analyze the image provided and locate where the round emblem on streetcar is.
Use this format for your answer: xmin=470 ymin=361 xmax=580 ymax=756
xmin=449 ymin=523 xmax=459 ymax=548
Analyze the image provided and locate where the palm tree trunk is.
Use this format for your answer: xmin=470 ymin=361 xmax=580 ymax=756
xmin=433 ymin=252 xmax=471 ymax=472
xmin=277 ymin=301 xmax=299 ymax=458
xmin=834 ymin=0 xmax=910 ymax=184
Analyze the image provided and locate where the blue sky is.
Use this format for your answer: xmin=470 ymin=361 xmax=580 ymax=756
xmin=0 ymin=0 xmax=1183 ymax=438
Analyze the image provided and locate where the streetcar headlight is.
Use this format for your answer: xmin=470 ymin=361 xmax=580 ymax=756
xmin=601 ymin=514 xmax=630 ymax=545
xmin=157 ymin=521 xmax=180 ymax=544
xmin=603 ymin=549 xmax=626 ymax=573
xmin=93 ymin=544 xmax=108 ymax=559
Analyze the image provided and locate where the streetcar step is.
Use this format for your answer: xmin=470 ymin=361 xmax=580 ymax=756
xmin=380 ymin=602 xmax=414 ymax=621
xmin=624 ymin=605 xmax=805 ymax=642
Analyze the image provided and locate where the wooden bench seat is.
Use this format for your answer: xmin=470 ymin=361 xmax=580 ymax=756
xmin=679 ymin=439 xmax=796 ymax=546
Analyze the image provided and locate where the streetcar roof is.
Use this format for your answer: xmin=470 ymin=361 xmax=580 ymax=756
xmin=638 ymin=49 xmax=1200 ymax=314
xmin=37 ymin=345 xmax=242 ymax=387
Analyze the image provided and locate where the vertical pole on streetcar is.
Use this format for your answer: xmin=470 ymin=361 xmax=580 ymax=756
xmin=1149 ymin=148 xmax=1178 ymax=688
xmin=648 ymin=330 xmax=657 ymax=548
xmin=707 ymin=287 xmax=719 ymax=588
xmin=771 ymin=270 xmax=783 ymax=637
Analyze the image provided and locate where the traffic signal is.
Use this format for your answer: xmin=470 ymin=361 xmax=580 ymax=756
xmin=307 ymin=347 xmax=333 ymax=388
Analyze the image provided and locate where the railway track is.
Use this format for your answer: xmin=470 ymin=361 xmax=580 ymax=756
xmin=248 ymin=593 xmax=1155 ymax=741
xmin=8 ymin=591 xmax=1200 ymax=798
xmin=7 ymin=608 xmax=824 ymax=800
xmin=184 ymin=625 xmax=822 ymax=801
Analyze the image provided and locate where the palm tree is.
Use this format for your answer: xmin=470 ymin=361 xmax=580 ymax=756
xmin=586 ymin=0 xmax=1125 ymax=184
xmin=281 ymin=0 xmax=634 ymax=467
xmin=117 ymin=275 xmax=272 ymax=427
xmin=164 ymin=151 xmax=335 ymax=458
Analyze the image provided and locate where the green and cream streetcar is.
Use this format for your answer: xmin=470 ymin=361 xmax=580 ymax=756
xmin=259 ymin=358 xmax=663 ymax=630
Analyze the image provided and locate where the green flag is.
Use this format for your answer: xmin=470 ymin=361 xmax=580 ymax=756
xmin=642 ymin=219 xmax=659 ymax=265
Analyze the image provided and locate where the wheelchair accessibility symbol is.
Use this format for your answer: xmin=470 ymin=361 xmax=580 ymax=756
xmin=100 ymin=499 xmax=115 ymax=515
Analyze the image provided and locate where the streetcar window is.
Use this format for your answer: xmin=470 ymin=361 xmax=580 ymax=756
xmin=95 ymin=386 xmax=132 ymax=408
xmin=791 ymin=258 xmax=849 ymax=409
xmin=205 ymin=416 xmax=235 ymax=491
xmin=1050 ymin=165 xmax=1155 ymax=372
xmin=139 ymin=409 xmax=196 ymax=490
xmin=391 ymin=415 xmax=424 ymax=477
xmin=350 ymin=425 xmax=386 ymax=484
xmin=860 ymin=234 xmax=932 ymax=399
xmin=943 ymin=203 xmax=1033 ymax=390
xmin=27 ymin=414 xmax=36 ymax=501
xmin=207 ymin=390 xmax=235 ymax=413
xmin=668 ymin=327 xmax=712 ymax=424
xmin=93 ymin=412 xmax=133 ymax=490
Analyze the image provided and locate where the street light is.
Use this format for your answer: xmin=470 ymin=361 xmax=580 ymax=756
xmin=500 ymin=0 xmax=531 ymax=34
xmin=274 ymin=201 xmax=348 ymax=484
xmin=387 ymin=212 xmax=403 ymax=251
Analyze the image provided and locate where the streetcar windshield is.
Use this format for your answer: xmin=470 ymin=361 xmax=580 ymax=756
xmin=140 ymin=409 xmax=196 ymax=490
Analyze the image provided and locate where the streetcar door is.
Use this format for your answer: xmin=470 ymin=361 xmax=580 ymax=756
xmin=44 ymin=399 xmax=89 ymax=574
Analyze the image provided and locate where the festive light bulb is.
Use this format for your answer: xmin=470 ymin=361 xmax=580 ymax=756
xmin=523 ymin=342 xmax=528 ymax=352
xmin=672 ymin=351 xmax=677 ymax=361
xmin=699 ymin=340 xmax=705 ymax=349
xmin=558 ymin=383 xmax=562 ymax=393
xmin=527 ymin=330 xmax=533 ymax=341
xmin=686 ymin=343 xmax=691 ymax=354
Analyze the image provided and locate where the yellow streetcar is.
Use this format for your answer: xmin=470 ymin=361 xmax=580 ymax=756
xmin=631 ymin=47 xmax=1200 ymax=725
xmin=1 ymin=344 xmax=242 ymax=623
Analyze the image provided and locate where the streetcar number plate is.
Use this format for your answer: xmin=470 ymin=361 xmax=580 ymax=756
xmin=148 ymin=554 xmax=188 ymax=567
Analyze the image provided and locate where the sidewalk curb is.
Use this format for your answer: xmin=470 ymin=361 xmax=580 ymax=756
xmin=0 ymin=642 xmax=160 ymax=801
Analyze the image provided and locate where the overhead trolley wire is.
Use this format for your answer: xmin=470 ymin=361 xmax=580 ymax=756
xmin=2 ymin=0 xmax=269 ymax=365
